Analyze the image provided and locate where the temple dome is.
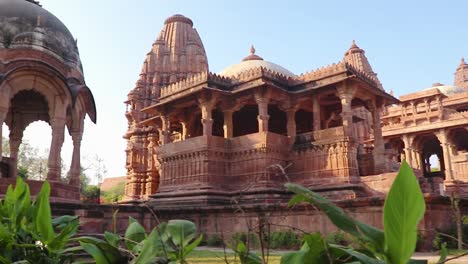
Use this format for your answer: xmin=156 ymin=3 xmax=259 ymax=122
xmin=219 ymin=46 xmax=295 ymax=78
xmin=426 ymin=83 xmax=466 ymax=96
xmin=0 ymin=0 xmax=80 ymax=68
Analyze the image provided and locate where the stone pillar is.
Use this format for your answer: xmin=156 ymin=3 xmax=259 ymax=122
xmin=181 ymin=122 xmax=188 ymax=140
xmin=7 ymin=129 xmax=22 ymax=178
xmin=160 ymin=115 xmax=170 ymax=144
xmin=223 ymin=110 xmax=233 ymax=138
xmin=337 ymin=85 xmax=355 ymax=138
xmin=0 ymin=107 xmax=7 ymax=157
xmin=437 ymin=129 xmax=454 ymax=180
xmin=313 ymin=96 xmax=321 ymax=131
xmin=68 ymin=131 xmax=83 ymax=186
xmin=369 ymin=101 xmax=386 ymax=173
xmin=47 ymin=118 xmax=66 ymax=181
xmin=286 ymin=108 xmax=297 ymax=138
xmin=200 ymin=103 xmax=213 ymax=136
xmin=402 ymin=134 xmax=414 ymax=167
xmin=256 ymin=97 xmax=269 ymax=133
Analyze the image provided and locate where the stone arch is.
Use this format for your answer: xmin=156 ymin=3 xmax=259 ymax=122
xmin=414 ymin=133 xmax=445 ymax=178
xmin=268 ymin=104 xmax=287 ymax=135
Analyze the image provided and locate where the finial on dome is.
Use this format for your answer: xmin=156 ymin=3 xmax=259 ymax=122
xmin=461 ymin=57 xmax=466 ymax=65
xmin=250 ymin=45 xmax=256 ymax=55
xmin=351 ymin=40 xmax=358 ymax=48
xmin=242 ymin=45 xmax=263 ymax=61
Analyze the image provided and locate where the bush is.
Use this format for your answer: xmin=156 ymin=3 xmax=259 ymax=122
xmin=433 ymin=224 xmax=468 ymax=250
xmin=231 ymin=232 xmax=260 ymax=248
xmin=268 ymin=230 xmax=302 ymax=249
xmin=206 ymin=233 xmax=224 ymax=247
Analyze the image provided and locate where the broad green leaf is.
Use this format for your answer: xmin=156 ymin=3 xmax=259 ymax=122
xmin=52 ymin=215 xmax=79 ymax=229
xmin=236 ymin=241 xmax=262 ymax=264
xmin=330 ymin=244 xmax=384 ymax=264
xmin=104 ymin=231 xmax=121 ymax=247
xmin=125 ymin=217 xmax=147 ymax=251
xmin=183 ymin=234 xmax=203 ymax=257
xmin=166 ymin=219 xmax=197 ymax=247
xmin=286 ymin=183 xmax=385 ymax=253
xmin=281 ymin=233 xmax=329 ymax=264
xmin=35 ymin=181 xmax=54 ymax=243
xmin=78 ymin=236 xmax=125 ymax=263
xmin=48 ymin=217 xmax=79 ymax=250
xmin=80 ymin=242 xmax=111 ymax=264
xmin=384 ymin=161 xmax=425 ymax=264
xmin=133 ymin=226 xmax=168 ymax=264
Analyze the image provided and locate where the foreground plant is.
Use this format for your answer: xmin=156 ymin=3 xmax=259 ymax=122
xmin=281 ymin=160 xmax=429 ymax=264
xmin=80 ymin=218 xmax=202 ymax=264
xmin=0 ymin=177 xmax=81 ymax=264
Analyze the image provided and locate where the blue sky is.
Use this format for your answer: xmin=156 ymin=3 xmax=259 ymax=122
xmin=12 ymin=0 xmax=467 ymax=180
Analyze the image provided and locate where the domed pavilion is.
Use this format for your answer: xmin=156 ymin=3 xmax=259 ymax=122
xmin=0 ymin=0 xmax=96 ymax=201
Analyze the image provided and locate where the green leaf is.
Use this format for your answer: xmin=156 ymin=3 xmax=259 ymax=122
xmin=80 ymin=242 xmax=111 ymax=264
xmin=436 ymin=242 xmax=447 ymax=264
xmin=104 ymin=231 xmax=121 ymax=247
xmin=384 ymin=161 xmax=426 ymax=264
xmin=183 ymin=234 xmax=203 ymax=257
xmin=281 ymin=233 xmax=330 ymax=264
xmin=286 ymin=183 xmax=385 ymax=253
xmin=48 ymin=216 xmax=79 ymax=251
xmin=330 ymin=244 xmax=384 ymax=264
xmin=78 ymin=236 xmax=125 ymax=263
xmin=235 ymin=241 xmax=262 ymax=264
xmin=133 ymin=225 xmax=168 ymax=264
xmin=166 ymin=219 xmax=197 ymax=247
xmin=35 ymin=181 xmax=54 ymax=243
xmin=125 ymin=217 xmax=147 ymax=251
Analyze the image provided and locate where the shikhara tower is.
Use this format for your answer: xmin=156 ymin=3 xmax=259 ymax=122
xmin=124 ymin=15 xmax=208 ymax=199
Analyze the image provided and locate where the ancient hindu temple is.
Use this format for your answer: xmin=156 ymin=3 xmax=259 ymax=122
xmin=0 ymin=0 xmax=96 ymax=201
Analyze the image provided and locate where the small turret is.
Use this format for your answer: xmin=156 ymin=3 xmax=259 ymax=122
xmin=343 ymin=40 xmax=384 ymax=90
xmin=454 ymin=57 xmax=468 ymax=89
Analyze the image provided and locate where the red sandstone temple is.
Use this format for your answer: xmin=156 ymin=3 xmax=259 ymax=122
xmin=122 ymin=14 xmax=468 ymax=206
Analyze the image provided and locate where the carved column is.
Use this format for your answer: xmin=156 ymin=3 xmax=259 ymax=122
xmin=200 ymin=103 xmax=213 ymax=136
xmin=313 ymin=96 xmax=321 ymax=131
xmin=436 ymin=129 xmax=454 ymax=181
xmin=286 ymin=108 xmax=297 ymax=138
xmin=160 ymin=115 xmax=170 ymax=144
xmin=223 ymin=110 xmax=233 ymax=138
xmin=9 ymin=130 xmax=23 ymax=178
xmin=68 ymin=131 xmax=83 ymax=186
xmin=181 ymin=122 xmax=188 ymax=140
xmin=256 ymin=96 xmax=269 ymax=133
xmin=402 ymin=134 xmax=414 ymax=168
xmin=0 ymin=107 xmax=7 ymax=158
xmin=337 ymin=85 xmax=355 ymax=138
xmin=47 ymin=118 xmax=66 ymax=181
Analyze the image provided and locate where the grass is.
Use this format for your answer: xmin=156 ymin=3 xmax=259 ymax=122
xmin=187 ymin=250 xmax=281 ymax=264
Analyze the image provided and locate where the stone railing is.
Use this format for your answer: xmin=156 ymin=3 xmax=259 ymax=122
xmin=159 ymin=71 xmax=208 ymax=98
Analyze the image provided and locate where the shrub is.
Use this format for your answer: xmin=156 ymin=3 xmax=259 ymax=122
xmin=206 ymin=233 xmax=224 ymax=247
xmin=268 ymin=230 xmax=302 ymax=249
xmin=433 ymin=224 xmax=468 ymax=250
xmin=231 ymin=232 xmax=260 ymax=249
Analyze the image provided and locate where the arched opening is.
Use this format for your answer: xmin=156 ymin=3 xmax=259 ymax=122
xmin=428 ymin=154 xmax=440 ymax=172
xmin=450 ymin=128 xmax=468 ymax=153
xmin=295 ymin=109 xmax=313 ymax=134
xmin=418 ymin=134 xmax=445 ymax=179
xmin=233 ymin=104 xmax=258 ymax=137
xmin=268 ymin=104 xmax=287 ymax=135
xmin=21 ymin=121 xmax=51 ymax=180
xmin=212 ymin=109 xmax=224 ymax=137
xmin=321 ymin=94 xmax=341 ymax=129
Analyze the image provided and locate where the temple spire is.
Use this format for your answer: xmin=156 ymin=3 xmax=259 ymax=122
xmin=454 ymin=57 xmax=468 ymax=88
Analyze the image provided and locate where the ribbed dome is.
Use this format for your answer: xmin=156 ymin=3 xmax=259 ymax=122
xmin=219 ymin=46 xmax=295 ymax=78
xmin=426 ymin=84 xmax=466 ymax=96
xmin=0 ymin=0 xmax=80 ymax=67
